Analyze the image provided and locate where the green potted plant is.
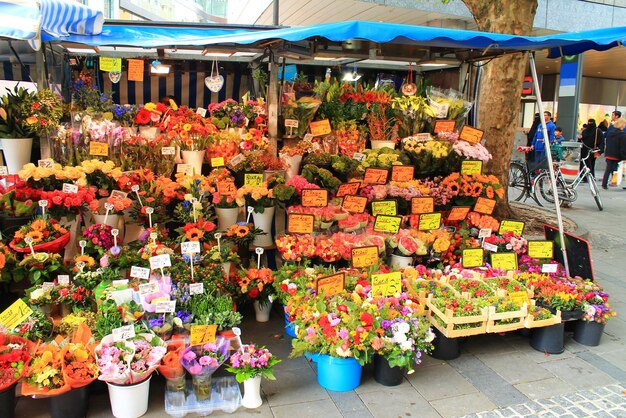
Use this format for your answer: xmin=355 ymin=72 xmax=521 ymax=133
xmin=0 ymin=86 xmax=37 ymax=174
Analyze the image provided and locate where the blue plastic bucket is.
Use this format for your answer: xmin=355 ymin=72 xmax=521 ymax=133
xmin=316 ymin=354 xmax=362 ymax=391
xmin=284 ymin=313 xmax=297 ymax=338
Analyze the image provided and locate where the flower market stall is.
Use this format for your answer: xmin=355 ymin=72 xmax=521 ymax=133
xmin=0 ymin=20 xmax=624 ymax=418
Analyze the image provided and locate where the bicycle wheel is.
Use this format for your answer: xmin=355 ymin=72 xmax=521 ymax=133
xmin=588 ymin=175 xmax=603 ymax=211
xmin=508 ymin=161 xmax=527 ymax=202
xmin=535 ymin=173 xmax=568 ymax=205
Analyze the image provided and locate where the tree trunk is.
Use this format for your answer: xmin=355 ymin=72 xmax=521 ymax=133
xmin=461 ymin=0 xmax=538 ymax=218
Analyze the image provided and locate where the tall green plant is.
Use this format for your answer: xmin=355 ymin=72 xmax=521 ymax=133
xmin=0 ymin=86 xmax=36 ymax=138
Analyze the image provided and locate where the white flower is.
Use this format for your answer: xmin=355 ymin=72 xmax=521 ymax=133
xmin=396 ymin=322 xmax=410 ymax=334
xmin=30 ymin=288 xmax=44 ymax=301
xmin=393 ymin=332 xmax=408 ymax=344
xmin=424 ymin=328 xmax=435 ymax=343
xmin=400 ymin=340 xmax=412 ymax=351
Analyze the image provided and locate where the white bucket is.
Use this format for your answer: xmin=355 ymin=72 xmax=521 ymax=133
xmin=107 ymin=376 xmax=151 ymax=418
xmin=0 ymin=137 xmax=32 ymax=174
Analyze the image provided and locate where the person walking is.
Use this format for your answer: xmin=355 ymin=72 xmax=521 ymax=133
xmin=601 ymin=118 xmax=626 ymax=189
xmin=531 ymin=111 xmax=556 ymax=163
xmin=606 ymin=110 xmax=622 ymax=135
xmin=525 ymin=113 xmax=541 ymax=161
xmin=578 ymin=118 xmax=604 ymax=180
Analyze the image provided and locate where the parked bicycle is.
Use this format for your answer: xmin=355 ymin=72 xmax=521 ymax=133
xmin=534 ymin=147 xmax=603 ymax=211
xmin=507 ymin=146 xmax=549 ymax=206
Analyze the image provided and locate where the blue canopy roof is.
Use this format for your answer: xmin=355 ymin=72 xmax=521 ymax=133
xmin=41 ymin=19 xmax=626 ymax=57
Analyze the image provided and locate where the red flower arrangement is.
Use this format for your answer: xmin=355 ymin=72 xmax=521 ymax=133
xmin=236 ymin=267 xmax=274 ymax=303
xmin=0 ymin=334 xmax=32 ymax=391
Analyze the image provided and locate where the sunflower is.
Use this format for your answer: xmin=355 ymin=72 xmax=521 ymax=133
xmin=74 ymin=255 xmax=96 ymax=267
xmin=235 ymin=225 xmax=249 ymax=238
xmin=185 ymin=228 xmax=204 ymax=241
xmin=30 ymin=219 xmax=47 ymax=231
xmin=51 ymin=223 xmax=68 ymax=234
xmin=183 ymin=123 xmax=192 ymax=132
xmin=26 ymin=230 xmax=44 ymax=244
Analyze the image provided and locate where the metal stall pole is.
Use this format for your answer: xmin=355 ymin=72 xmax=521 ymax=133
xmin=528 ymin=52 xmax=570 ymax=277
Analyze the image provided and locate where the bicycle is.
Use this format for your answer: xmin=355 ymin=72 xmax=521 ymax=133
xmin=508 ymin=146 xmax=549 ymax=206
xmin=534 ymin=147 xmax=603 ymax=211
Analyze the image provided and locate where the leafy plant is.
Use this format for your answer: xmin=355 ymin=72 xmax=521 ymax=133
xmin=0 ymin=85 xmax=36 ymax=138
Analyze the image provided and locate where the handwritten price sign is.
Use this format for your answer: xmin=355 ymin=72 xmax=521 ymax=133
xmin=508 ymin=291 xmax=530 ymax=308
xmin=527 ymin=241 xmax=554 ymax=259
xmin=351 ymin=246 xmax=379 ymax=268
xmin=418 ymin=213 xmax=442 ymax=231
xmin=373 ymin=215 xmax=401 ymax=234
xmin=411 ymin=197 xmax=434 ymax=214
xmin=316 ymin=273 xmax=345 ymax=298
xmin=462 ymin=248 xmax=485 ymax=268
xmin=490 ymin=252 xmax=518 ymax=272
xmin=89 ymin=142 xmax=109 ymax=156
xmin=190 ymin=325 xmax=217 ymax=346
xmin=217 ymin=181 xmax=236 ymax=196
xmin=459 ymin=125 xmax=485 ymax=144
xmin=363 ymin=168 xmax=389 ymax=185
xmin=302 ymin=189 xmax=329 ymax=207
xmin=342 ymin=195 xmax=368 ymax=214
xmin=309 ymin=119 xmax=332 ymax=136
xmin=499 ymin=220 xmax=525 ymax=236
xmin=433 ymin=120 xmax=456 ymax=134
xmin=336 ymin=182 xmax=360 ymax=197
xmin=244 ymin=173 xmax=264 ymax=187
xmin=112 ymin=325 xmax=135 ymax=342
xmin=461 ymin=160 xmax=483 ymax=176
xmin=474 ymin=197 xmax=496 ymax=215
xmin=371 ymin=272 xmax=402 ymax=297
xmin=371 ymin=200 xmax=397 ymax=216
xmin=448 ymin=206 xmax=471 ymax=221
xmin=211 ymin=157 xmax=225 ymax=167
xmin=0 ymin=299 xmax=32 ymax=330
xmin=391 ymin=165 xmax=414 ymax=182
xmin=287 ymin=214 xmax=315 ymax=235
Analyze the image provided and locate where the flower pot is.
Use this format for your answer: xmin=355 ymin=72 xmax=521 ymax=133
xmin=251 ymin=206 xmax=275 ymax=247
xmin=107 ymin=376 xmax=151 ymax=418
xmin=253 ymin=300 xmax=272 ymax=322
xmin=284 ymin=313 xmax=297 ymax=338
xmin=316 ymin=354 xmax=362 ymax=392
xmin=281 ymin=154 xmax=302 ymax=181
xmin=192 ymin=373 xmax=212 ymax=401
xmin=138 ymin=126 xmax=159 ymax=140
xmin=390 ymin=254 xmax=413 ymax=269
xmin=9 ymin=232 xmax=71 ymax=254
xmin=181 ymin=150 xmax=206 ymax=175
xmin=49 ymin=385 xmax=90 ymax=418
xmin=370 ymin=140 xmax=396 ymax=150
xmin=373 ymin=353 xmax=405 ymax=387
xmin=530 ymin=322 xmax=565 ymax=354
xmin=573 ymin=320 xmax=605 ymax=347
xmin=0 ymin=383 xmax=16 ymax=418
xmin=60 ymin=303 xmax=72 ymax=317
xmin=60 ymin=215 xmax=81 ymax=261
xmin=0 ymin=137 xmax=32 ymax=174
xmin=0 ymin=215 xmax=32 ymax=242
xmin=241 ymin=376 xmax=263 ymax=409
xmin=215 ymin=207 xmax=240 ymax=231
xmin=430 ymin=328 xmax=460 ymax=360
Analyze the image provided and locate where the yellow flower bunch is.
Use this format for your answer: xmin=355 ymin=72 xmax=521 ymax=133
xmin=79 ymin=159 xmax=123 ymax=180
xmin=19 ymin=162 xmax=87 ymax=186
xmin=403 ymin=139 xmax=450 ymax=158
xmin=235 ymin=183 xmax=273 ymax=206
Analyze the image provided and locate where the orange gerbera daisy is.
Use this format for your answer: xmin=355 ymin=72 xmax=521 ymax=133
xmin=239 ymin=277 xmax=250 ymax=287
xmin=185 ymin=228 xmax=204 ymax=241
xmin=235 ymin=225 xmax=249 ymax=238
xmin=26 ymin=230 xmax=44 ymax=243
xmin=74 ymin=255 xmax=96 ymax=268
xmin=30 ymin=219 xmax=47 ymax=231
xmin=485 ymin=186 xmax=495 ymax=199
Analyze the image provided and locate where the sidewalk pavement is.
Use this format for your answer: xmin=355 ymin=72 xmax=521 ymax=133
xmin=15 ymin=185 xmax=626 ymax=418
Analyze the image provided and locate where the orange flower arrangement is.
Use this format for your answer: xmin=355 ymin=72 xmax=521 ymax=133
xmin=236 ymin=267 xmax=274 ymax=303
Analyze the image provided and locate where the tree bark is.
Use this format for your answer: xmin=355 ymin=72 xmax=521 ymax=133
xmin=461 ymin=0 xmax=538 ymax=217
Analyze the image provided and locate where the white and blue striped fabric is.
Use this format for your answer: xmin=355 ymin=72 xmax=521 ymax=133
xmin=0 ymin=0 xmax=41 ymax=42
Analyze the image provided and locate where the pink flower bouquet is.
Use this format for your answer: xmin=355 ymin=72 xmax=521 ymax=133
xmin=180 ymin=337 xmax=230 ymax=401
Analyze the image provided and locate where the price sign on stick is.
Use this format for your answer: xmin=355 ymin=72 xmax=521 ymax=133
xmin=499 ymin=220 xmax=525 ymax=236
xmin=462 ymin=248 xmax=485 ymax=268
xmin=190 ymin=325 xmax=217 ymax=346
xmin=316 ymin=273 xmax=345 ymax=298
xmin=302 ymin=189 xmax=328 ymax=207
xmin=255 ymin=247 xmax=264 ymax=269
xmin=527 ymin=241 xmax=554 ymax=259
xmin=336 ymin=182 xmax=360 ymax=197
xmin=363 ymin=168 xmax=389 ymax=185
xmin=391 ymin=165 xmax=414 ymax=182
xmin=371 ymin=200 xmax=397 ymax=216
xmin=211 ymin=157 xmax=225 ymax=167
xmin=411 ymin=197 xmax=434 ymax=214
xmin=490 ymin=253 xmax=518 ymax=271
xmin=371 ymin=272 xmax=402 ymax=297
xmin=433 ymin=120 xmax=456 ymax=133
xmin=89 ymin=142 xmax=109 ymax=156
xmin=474 ymin=197 xmax=496 ymax=215
xmin=0 ymin=299 xmax=33 ymax=329
xmin=181 ymin=241 xmax=201 ymax=254
xmin=373 ymin=215 xmax=401 ymax=233
xmin=287 ymin=214 xmax=314 ymax=235
xmin=351 ymin=246 xmax=379 ymax=268
xmin=130 ymin=266 xmax=150 ymax=280
xmin=217 ymin=181 xmax=236 ymax=196
xmin=459 ymin=125 xmax=485 ymax=144
xmin=138 ymin=282 xmax=160 ymax=295
xmin=244 ymin=174 xmax=264 ymax=187
xmin=309 ymin=119 xmax=332 ymax=136
xmin=342 ymin=195 xmax=368 ymax=213
xmin=461 ymin=160 xmax=483 ymax=176
xmin=38 ymin=159 xmax=54 ymax=168
xmin=155 ymin=300 xmax=176 ymax=313
xmin=448 ymin=206 xmax=471 ymax=221
xmin=418 ymin=213 xmax=442 ymax=231
xmin=112 ymin=325 xmax=135 ymax=342
xmin=62 ymin=183 xmax=79 ymax=194
xmin=176 ymin=164 xmax=193 ymax=176
xmin=189 ymin=283 xmax=204 ymax=295
xmin=508 ymin=291 xmax=530 ymax=307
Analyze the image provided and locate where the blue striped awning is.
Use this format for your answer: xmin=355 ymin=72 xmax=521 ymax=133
xmin=0 ymin=0 xmax=41 ymax=42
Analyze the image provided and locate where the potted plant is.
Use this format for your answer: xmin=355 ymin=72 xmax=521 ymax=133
xmin=574 ymin=284 xmax=616 ymax=346
xmin=180 ymin=337 xmax=230 ymax=401
xmin=235 ymin=183 xmax=275 ymax=247
xmin=235 ymin=267 xmax=275 ymax=322
xmin=226 ymin=344 xmax=280 ymax=408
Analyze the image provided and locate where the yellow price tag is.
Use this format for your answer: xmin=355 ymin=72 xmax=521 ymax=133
xmin=371 ymin=200 xmax=397 ymax=216
xmin=244 ymin=174 xmax=264 ymax=187
xmin=89 ymin=142 xmax=109 ymax=156
xmin=527 ymin=241 xmax=554 ymax=259
xmin=351 ymin=246 xmax=379 ymax=268
xmin=462 ymin=248 xmax=484 ymax=268
xmin=461 ymin=160 xmax=483 ymax=176
xmin=373 ymin=215 xmax=401 ymax=233
xmin=99 ymin=57 xmax=122 ymax=72
xmin=499 ymin=219 xmax=525 ymax=235
xmin=508 ymin=291 xmax=530 ymax=307
xmin=316 ymin=273 xmax=345 ymax=297
xmin=490 ymin=253 xmax=518 ymax=271
xmin=0 ymin=299 xmax=33 ymax=330
xmin=371 ymin=272 xmax=402 ymax=297
xmin=211 ymin=157 xmax=225 ymax=167
xmin=189 ymin=324 xmax=217 ymax=346
xmin=418 ymin=213 xmax=442 ymax=231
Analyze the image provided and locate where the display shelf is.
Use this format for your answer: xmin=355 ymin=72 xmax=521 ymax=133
xmin=164 ymin=376 xmax=241 ymax=418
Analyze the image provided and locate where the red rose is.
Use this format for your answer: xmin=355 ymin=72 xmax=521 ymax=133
xmin=51 ymin=195 xmax=63 ymax=206
xmin=248 ymin=288 xmax=259 ymax=299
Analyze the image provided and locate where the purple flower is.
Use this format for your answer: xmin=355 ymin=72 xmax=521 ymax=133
xmin=381 ymin=320 xmax=392 ymax=330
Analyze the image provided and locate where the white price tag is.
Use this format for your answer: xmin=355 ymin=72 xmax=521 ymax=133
xmin=57 ymin=275 xmax=70 ymax=286
xmin=145 ymin=207 xmax=154 ymax=214
xmin=131 ymin=185 xmax=140 ymax=192
xmin=431 ymin=101 xmax=449 ymax=119
xmin=542 ymin=263 xmax=558 ymax=273
xmin=113 ymin=325 xmax=135 ymax=342
xmin=482 ymin=242 xmax=498 ymax=252
xmin=149 ymin=254 xmax=171 ymax=270
xmin=38 ymin=200 xmax=48 ymax=208
xmin=228 ymin=153 xmax=245 ymax=168
xmin=478 ymin=228 xmax=492 ymax=239
xmin=38 ymin=159 xmax=54 ymax=168
xmin=130 ymin=266 xmax=151 ymax=280
xmin=196 ymin=107 xmax=207 ymax=117
xmin=149 ymin=232 xmax=158 ymax=241
xmin=62 ymin=183 xmax=79 ymax=194
xmin=138 ymin=282 xmax=160 ymax=295
xmin=161 ymin=147 xmax=176 ymax=155
xmin=112 ymin=279 xmax=129 ymax=287
xmin=177 ymin=164 xmax=193 ymax=176
xmin=110 ymin=190 xmax=128 ymax=199
xmin=189 ymin=283 xmax=204 ymax=295
xmin=42 ymin=282 xmax=55 ymax=290
xmin=303 ymin=134 xmax=314 ymax=142
xmin=0 ymin=166 xmax=8 ymax=175
xmin=255 ymin=247 xmax=264 ymax=255
xmin=232 ymin=327 xmax=242 ymax=336
xmin=353 ymin=152 xmax=366 ymax=162
xmin=155 ymin=300 xmax=176 ymax=313
xmin=181 ymin=241 xmax=201 ymax=254
xmin=284 ymin=119 xmax=299 ymax=128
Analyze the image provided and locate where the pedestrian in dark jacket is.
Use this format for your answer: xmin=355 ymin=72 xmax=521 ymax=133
xmin=525 ymin=113 xmax=540 ymax=161
xmin=578 ymin=119 xmax=605 ymax=179
xmin=601 ymin=118 xmax=626 ymax=189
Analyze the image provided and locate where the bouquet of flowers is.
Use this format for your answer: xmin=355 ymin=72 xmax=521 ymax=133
xmin=134 ymin=102 xmax=168 ymax=127
xmin=391 ymin=95 xmax=435 ymax=138
xmin=226 ymin=223 xmax=264 ymax=249
xmin=10 ymin=218 xmax=70 ymax=253
xmin=112 ymin=104 xmax=138 ymax=127
xmin=180 ymin=337 xmax=230 ymax=400
xmin=22 ymin=344 xmax=70 ymax=396
xmin=19 ymin=89 xmax=63 ymax=137
xmin=205 ymin=130 xmax=241 ymax=164
xmin=240 ymin=128 xmax=269 ymax=152
xmin=81 ymin=223 xmax=115 ymax=256
xmin=158 ymin=340 xmax=186 ymax=392
xmin=80 ymin=159 xmax=123 ymax=197
xmin=0 ymin=334 xmax=32 ymax=391
xmin=235 ymin=183 xmax=274 ymax=213
xmin=226 ymin=344 xmax=280 ymax=382
xmin=61 ymin=324 xmax=99 ymax=388
xmin=14 ymin=310 xmax=54 ymax=341
xmin=165 ymin=106 xmax=217 ymax=151
xmin=236 ymin=267 xmax=275 ymax=305
xmin=209 ymin=99 xmax=249 ymax=129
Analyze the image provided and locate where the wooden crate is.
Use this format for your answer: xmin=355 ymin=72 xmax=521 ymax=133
xmin=486 ymin=304 xmax=528 ymax=333
xmin=483 ymin=278 xmax=534 ymax=300
xmin=426 ymin=297 xmax=488 ymax=338
xmin=524 ymin=309 xmax=562 ymax=329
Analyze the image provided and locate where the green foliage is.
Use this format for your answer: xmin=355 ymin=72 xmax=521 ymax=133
xmin=0 ymin=85 xmax=36 ymax=138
